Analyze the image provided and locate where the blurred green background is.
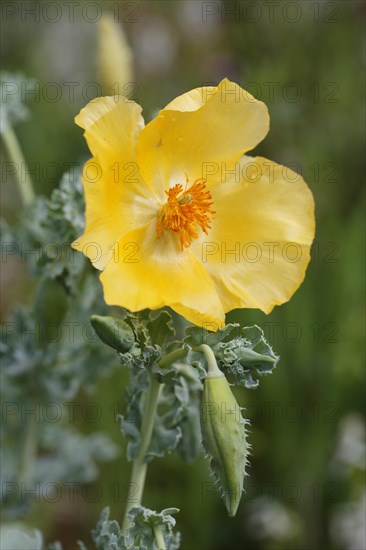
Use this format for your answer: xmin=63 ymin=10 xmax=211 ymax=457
xmin=1 ymin=1 xmax=365 ymax=549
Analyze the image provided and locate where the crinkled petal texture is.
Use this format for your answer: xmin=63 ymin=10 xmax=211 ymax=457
xmin=72 ymin=97 xmax=157 ymax=269
xmin=190 ymin=156 xmax=315 ymax=315
xmin=100 ymin=222 xmax=225 ymax=327
xmin=73 ymin=80 xmax=315 ymax=327
xmin=136 ymin=78 xmax=269 ymax=199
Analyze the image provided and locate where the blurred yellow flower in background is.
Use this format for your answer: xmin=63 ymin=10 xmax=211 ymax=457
xmin=97 ymin=14 xmax=133 ymax=95
xmin=73 ymin=79 xmax=315 ymax=327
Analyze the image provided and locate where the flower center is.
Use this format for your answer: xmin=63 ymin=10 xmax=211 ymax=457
xmin=157 ymin=178 xmax=215 ymax=249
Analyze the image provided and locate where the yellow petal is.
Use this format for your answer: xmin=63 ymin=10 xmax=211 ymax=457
xmin=136 ymin=78 xmax=269 ymax=199
xmin=100 ymin=221 xmax=225 ymax=327
xmin=75 ymin=96 xmax=144 ymax=171
xmin=163 ymin=85 xmax=216 ymax=112
xmin=72 ymin=158 xmax=157 ymax=270
xmin=192 ymin=156 xmax=315 ymax=313
xmin=73 ymin=98 xmax=157 ymax=269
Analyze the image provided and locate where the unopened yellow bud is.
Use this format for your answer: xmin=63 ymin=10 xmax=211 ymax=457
xmin=97 ymin=14 xmax=133 ymax=95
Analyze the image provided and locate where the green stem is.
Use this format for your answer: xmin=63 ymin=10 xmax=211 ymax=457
xmin=157 ymin=347 xmax=188 ymax=369
xmin=121 ymin=346 xmax=188 ymax=532
xmin=153 ymin=524 xmax=166 ymax=550
xmin=17 ymin=412 xmax=37 ymax=489
xmin=2 ymin=126 xmax=35 ymax=205
xmin=193 ymin=344 xmax=223 ymax=377
xmin=122 ymin=373 xmax=162 ymax=531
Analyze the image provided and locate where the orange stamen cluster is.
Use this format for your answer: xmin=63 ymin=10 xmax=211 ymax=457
xmin=157 ymin=178 xmax=215 ymax=249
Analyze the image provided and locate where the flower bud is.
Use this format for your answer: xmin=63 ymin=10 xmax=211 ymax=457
xmin=201 ymin=370 xmax=249 ymax=517
xmin=97 ymin=14 xmax=133 ymax=95
xmin=91 ymin=315 xmax=135 ymax=353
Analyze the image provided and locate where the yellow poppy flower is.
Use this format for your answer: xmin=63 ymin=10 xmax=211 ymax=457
xmin=72 ymin=79 xmax=315 ymax=328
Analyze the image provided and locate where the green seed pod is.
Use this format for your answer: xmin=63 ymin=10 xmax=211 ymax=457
xmin=201 ymin=369 xmax=250 ymax=517
xmin=91 ymin=315 xmax=135 ymax=353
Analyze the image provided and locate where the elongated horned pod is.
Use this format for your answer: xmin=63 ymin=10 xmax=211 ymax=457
xmin=201 ymin=369 xmax=250 ymax=517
